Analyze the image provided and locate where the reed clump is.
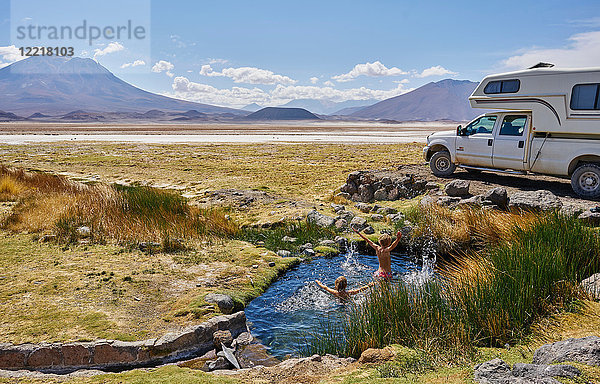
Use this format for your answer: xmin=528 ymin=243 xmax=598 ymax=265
xmin=306 ymin=213 xmax=600 ymax=359
xmin=0 ymin=165 xmax=238 ymax=245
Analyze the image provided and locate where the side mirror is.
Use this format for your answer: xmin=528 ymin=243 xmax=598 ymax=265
xmin=456 ymin=125 xmax=464 ymax=136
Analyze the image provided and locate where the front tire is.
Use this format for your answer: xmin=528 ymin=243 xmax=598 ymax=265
xmin=571 ymin=163 xmax=600 ymax=199
xmin=430 ymin=151 xmax=456 ymax=177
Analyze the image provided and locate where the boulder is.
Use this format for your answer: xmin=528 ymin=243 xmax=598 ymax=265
xmin=208 ymin=356 xmax=231 ymax=371
xmin=355 ymin=203 xmax=372 ymax=213
xmin=387 ymin=213 xmax=404 ymax=223
xmin=336 ymin=192 xmax=351 ymax=200
xmin=512 ymin=363 xmax=580 ymax=380
xmin=419 ymin=195 xmax=436 ymax=208
xmin=357 ymin=184 xmax=374 ymax=202
xmin=213 ymin=330 xmax=233 ymax=351
xmin=458 ymin=195 xmax=485 ymax=207
xmin=340 ymin=182 xmax=357 ymax=196
xmin=508 ymin=190 xmax=562 ymax=212
xmin=436 ymin=196 xmax=461 ymax=208
xmin=373 ymin=188 xmax=388 ymax=201
xmin=381 ymin=176 xmax=392 ymax=186
xmin=580 ymin=273 xmax=600 ymax=299
xmin=532 ymin=336 xmax=600 ymax=365
xmin=319 ymin=240 xmax=337 ymax=247
xmin=358 ymin=346 xmax=396 ymax=364
xmin=560 ymin=203 xmax=586 ymax=218
xmin=473 ymin=358 xmax=512 ymax=384
xmin=350 ymin=216 xmax=367 ymax=230
xmin=303 ymin=248 xmax=316 ymax=257
xmin=306 ymin=210 xmax=336 ymax=228
xmin=425 ymin=182 xmax=439 ymax=190
xmin=370 ymin=214 xmax=384 ymax=222
xmin=347 ymin=171 xmax=362 ymax=181
xmin=377 ymin=207 xmax=398 ymax=215
xmin=578 ymin=210 xmax=600 ymax=226
xmin=483 ymin=187 xmax=508 ymax=207
xmin=387 ymin=188 xmax=400 ymax=200
xmin=445 ymin=180 xmax=470 ymax=197
xmin=336 ymin=211 xmax=355 ymax=222
xmin=205 ymin=294 xmax=235 ymax=315
xmin=277 ymin=250 xmax=292 ymax=258
xmin=334 ymin=219 xmax=347 ymax=230
xmin=363 ymin=226 xmax=375 ymax=235
xmin=282 ymin=235 xmax=297 ymax=243
xmin=330 ymin=203 xmax=345 ymax=213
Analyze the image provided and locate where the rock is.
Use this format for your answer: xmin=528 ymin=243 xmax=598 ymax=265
xmin=306 ymin=210 xmax=336 ymax=228
xmin=252 ymin=265 xmax=258 ymax=269
xmin=213 ymin=330 xmax=233 ymax=351
xmin=336 ymin=192 xmax=351 ymax=200
xmin=445 ymin=180 xmax=470 ymax=197
xmin=330 ymin=203 xmax=345 ymax=213
xmin=578 ymin=210 xmax=600 ymax=226
xmin=357 ymin=184 xmax=374 ymax=202
xmin=373 ymin=188 xmax=388 ymax=201
xmin=303 ymin=249 xmax=315 ymax=257
xmin=473 ymin=358 xmax=512 ymax=384
xmin=370 ymin=214 xmax=384 ymax=222
xmin=268 ymin=261 xmax=276 ymax=267
xmin=581 ymin=273 xmax=600 ymax=299
xmin=221 ymin=343 xmax=240 ymax=369
xmin=334 ymin=236 xmax=348 ymax=248
xmin=355 ymin=203 xmax=372 ymax=213
xmin=340 ymin=182 xmax=357 ymax=196
xmin=436 ymin=196 xmax=461 ymax=208
xmin=334 ymin=219 xmax=347 ymax=230
xmin=300 ymin=243 xmax=313 ymax=250
xmin=532 ymin=336 xmax=600 ymax=365
xmin=484 ymin=187 xmax=508 ymax=207
xmin=232 ymin=332 xmax=254 ymax=348
xmin=336 ymin=211 xmax=355 ymax=222
xmin=425 ymin=181 xmax=439 ymax=190
xmin=319 ymin=240 xmax=337 ymax=247
xmin=39 ymin=234 xmax=57 ymax=243
xmin=560 ymin=203 xmax=586 ymax=217
xmin=381 ymin=176 xmax=392 ymax=186
xmin=370 ymin=204 xmax=382 ymax=212
xmin=350 ymin=216 xmax=367 ymax=230
xmin=277 ymin=250 xmax=292 ymax=258
xmin=508 ymin=190 xmax=562 ymax=212
xmin=363 ymin=226 xmax=375 ymax=235
xmin=419 ymin=195 xmax=435 ymax=208
xmin=205 ymin=294 xmax=235 ymax=315
xmin=358 ymin=346 xmax=396 ymax=364
xmin=282 ymin=236 xmax=297 ymax=243
xmin=208 ymin=356 xmax=231 ymax=371
xmin=377 ymin=206 xmax=398 ymax=215
xmin=458 ymin=194 xmax=485 ymax=207
xmin=347 ymin=171 xmax=361 ymax=181
xmin=512 ymin=363 xmax=580 ymax=380
xmin=76 ymin=226 xmax=91 ymax=237
xmin=387 ymin=188 xmax=400 ymax=200
xmin=387 ymin=213 xmax=404 ymax=223
xmin=412 ymin=180 xmax=428 ymax=192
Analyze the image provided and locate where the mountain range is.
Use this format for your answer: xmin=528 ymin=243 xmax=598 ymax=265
xmin=0 ymin=57 xmax=485 ymax=122
xmin=0 ymin=57 xmax=241 ymax=116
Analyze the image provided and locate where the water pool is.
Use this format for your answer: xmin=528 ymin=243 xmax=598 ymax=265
xmin=245 ymin=245 xmax=435 ymax=359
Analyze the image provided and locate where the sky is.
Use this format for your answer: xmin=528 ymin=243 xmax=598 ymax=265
xmin=0 ymin=0 xmax=599 ymax=109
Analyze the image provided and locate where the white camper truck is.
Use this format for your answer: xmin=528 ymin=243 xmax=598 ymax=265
xmin=423 ymin=64 xmax=600 ymax=198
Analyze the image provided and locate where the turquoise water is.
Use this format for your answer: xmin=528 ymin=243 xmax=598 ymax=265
xmin=245 ymin=244 xmax=435 ymax=359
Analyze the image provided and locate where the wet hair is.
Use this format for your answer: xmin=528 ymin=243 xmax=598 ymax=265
xmin=379 ymin=234 xmax=392 ymax=247
xmin=334 ymin=276 xmax=347 ymax=291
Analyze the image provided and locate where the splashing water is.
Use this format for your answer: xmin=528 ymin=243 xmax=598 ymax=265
xmin=245 ymin=243 xmax=437 ymax=359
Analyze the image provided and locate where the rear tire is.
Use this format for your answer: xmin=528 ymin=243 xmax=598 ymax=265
xmin=429 ymin=151 xmax=456 ymax=177
xmin=571 ymin=163 xmax=600 ymax=199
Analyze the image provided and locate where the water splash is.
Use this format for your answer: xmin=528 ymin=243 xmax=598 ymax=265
xmin=403 ymin=235 xmax=437 ymax=286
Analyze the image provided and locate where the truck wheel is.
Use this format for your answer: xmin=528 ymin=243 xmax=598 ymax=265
xmin=571 ymin=163 xmax=600 ymax=199
xmin=430 ymin=151 xmax=456 ymax=177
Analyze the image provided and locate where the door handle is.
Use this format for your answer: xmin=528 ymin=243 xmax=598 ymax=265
xmin=518 ymin=141 xmax=524 ymax=148
xmin=488 ymin=139 xmax=493 ymax=146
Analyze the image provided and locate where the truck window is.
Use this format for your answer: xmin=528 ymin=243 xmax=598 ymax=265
xmin=466 ymin=116 xmax=496 ymax=135
xmin=499 ymin=115 xmax=527 ymax=136
xmin=571 ymin=83 xmax=600 ymax=110
xmin=484 ymin=79 xmax=520 ymax=94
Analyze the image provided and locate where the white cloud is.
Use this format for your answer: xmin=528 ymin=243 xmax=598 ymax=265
xmin=503 ymin=30 xmax=600 ymax=69
xmin=199 ymin=64 xmax=297 ymax=85
xmin=310 ymin=76 xmax=319 ymax=84
xmin=414 ymin=65 xmax=456 ymax=78
xmin=120 ymin=60 xmax=146 ymax=69
xmin=0 ymin=45 xmax=24 ymax=68
xmin=169 ymin=76 xmax=412 ymax=108
xmin=323 ymin=80 xmax=334 ymax=87
xmin=93 ymin=42 xmax=124 ymax=60
xmin=208 ymin=58 xmax=229 ymax=65
xmin=332 ymin=61 xmax=408 ymax=82
xmin=152 ymin=60 xmax=175 ymax=77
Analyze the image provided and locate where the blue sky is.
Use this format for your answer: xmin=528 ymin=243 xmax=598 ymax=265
xmin=1 ymin=0 xmax=599 ymax=108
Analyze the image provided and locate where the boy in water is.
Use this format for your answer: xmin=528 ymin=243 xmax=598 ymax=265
xmin=353 ymin=228 xmax=402 ymax=281
xmin=315 ymin=276 xmax=373 ymax=299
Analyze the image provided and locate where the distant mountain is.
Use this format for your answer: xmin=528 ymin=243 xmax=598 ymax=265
xmin=242 ymin=103 xmax=263 ymax=112
xmin=0 ymin=110 xmax=25 ymax=121
xmin=331 ymin=105 xmax=369 ymax=116
xmin=246 ymin=107 xmax=320 ymax=120
xmin=350 ymin=79 xmax=483 ymax=122
xmin=281 ymin=99 xmax=378 ymax=115
xmin=0 ymin=57 xmax=244 ymax=116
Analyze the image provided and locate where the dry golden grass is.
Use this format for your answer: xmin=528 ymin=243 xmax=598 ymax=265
xmin=0 ymin=175 xmax=27 ymax=201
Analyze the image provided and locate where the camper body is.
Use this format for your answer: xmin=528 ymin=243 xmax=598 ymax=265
xmin=423 ymin=66 xmax=600 ymax=198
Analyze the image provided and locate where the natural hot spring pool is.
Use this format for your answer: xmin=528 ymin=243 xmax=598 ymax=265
xmin=245 ymin=245 xmax=435 ymax=359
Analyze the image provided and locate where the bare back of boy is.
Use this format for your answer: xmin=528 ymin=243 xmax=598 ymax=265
xmin=353 ymin=229 xmax=402 ymax=280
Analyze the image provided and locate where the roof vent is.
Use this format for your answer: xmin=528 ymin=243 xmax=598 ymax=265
xmin=529 ymin=62 xmax=555 ymax=69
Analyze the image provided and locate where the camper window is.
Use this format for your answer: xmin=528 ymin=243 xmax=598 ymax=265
xmin=484 ymin=79 xmax=520 ymax=94
xmin=570 ymin=83 xmax=600 ymax=110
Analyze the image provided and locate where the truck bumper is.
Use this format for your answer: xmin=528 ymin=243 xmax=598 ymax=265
xmin=422 ymin=146 xmax=430 ymax=162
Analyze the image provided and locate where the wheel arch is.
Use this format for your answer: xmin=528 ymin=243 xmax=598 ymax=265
xmin=425 ymin=144 xmax=450 ymax=161
xmin=568 ymin=155 xmax=600 ymax=176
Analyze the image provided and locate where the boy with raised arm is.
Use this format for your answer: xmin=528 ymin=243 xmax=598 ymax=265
xmin=353 ymin=228 xmax=402 ymax=281
xmin=315 ymin=276 xmax=373 ymax=300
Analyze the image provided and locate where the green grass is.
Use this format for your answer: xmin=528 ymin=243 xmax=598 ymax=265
xmin=305 ymin=214 xmax=600 ymax=358
xmin=237 ymin=221 xmax=338 ymax=254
